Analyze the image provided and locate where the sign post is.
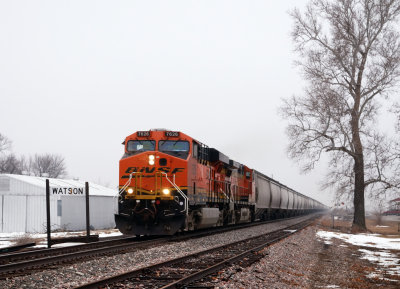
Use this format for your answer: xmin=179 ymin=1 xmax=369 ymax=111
xmin=85 ymin=182 xmax=90 ymax=242
xmin=46 ymin=179 xmax=51 ymax=248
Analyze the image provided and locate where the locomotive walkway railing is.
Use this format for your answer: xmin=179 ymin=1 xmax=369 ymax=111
xmin=116 ymin=171 xmax=138 ymax=203
xmin=116 ymin=171 xmax=188 ymax=217
xmin=161 ymin=172 xmax=189 ymax=216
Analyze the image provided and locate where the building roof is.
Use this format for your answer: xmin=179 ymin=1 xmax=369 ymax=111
xmin=383 ymin=210 xmax=400 ymax=216
xmin=0 ymin=174 xmax=117 ymax=197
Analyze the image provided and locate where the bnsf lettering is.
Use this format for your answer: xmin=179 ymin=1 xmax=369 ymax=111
xmin=122 ymin=167 xmax=184 ymax=178
xmin=157 ymin=167 xmax=184 ymax=174
xmin=158 ymin=167 xmax=170 ymax=173
xmin=125 ymin=167 xmax=156 ymax=174
xmin=171 ymin=168 xmax=184 ymax=174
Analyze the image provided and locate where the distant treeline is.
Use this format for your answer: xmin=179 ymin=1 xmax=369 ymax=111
xmin=0 ymin=133 xmax=66 ymax=178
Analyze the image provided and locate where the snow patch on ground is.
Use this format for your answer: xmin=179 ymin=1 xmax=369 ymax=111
xmin=283 ymin=230 xmax=297 ymax=233
xmin=98 ymin=231 xmax=123 ymax=238
xmin=316 ymin=231 xmax=400 ymax=250
xmin=366 ymin=272 xmax=399 ymax=282
xmin=317 ymin=230 xmax=400 ymax=279
xmin=315 ymin=285 xmax=341 ymax=288
xmin=358 ymin=249 xmax=400 ymax=277
xmin=0 ymin=241 xmax=14 ymax=248
xmin=34 ymin=242 xmax=86 ymax=249
xmin=0 ymin=231 xmax=83 ymax=239
xmin=0 ymin=229 xmax=123 ymax=248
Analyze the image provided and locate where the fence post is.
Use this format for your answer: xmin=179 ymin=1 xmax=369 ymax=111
xmin=46 ymin=179 xmax=51 ymax=248
xmin=85 ymin=182 xmax=90 ymax=242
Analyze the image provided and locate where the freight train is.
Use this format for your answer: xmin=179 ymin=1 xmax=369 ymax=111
xmin=115 ymin=129 xmax=325 ymax=235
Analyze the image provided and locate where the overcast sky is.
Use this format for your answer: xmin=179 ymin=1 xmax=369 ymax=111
xmin=0 ymin=0 xmax=337 ymax=205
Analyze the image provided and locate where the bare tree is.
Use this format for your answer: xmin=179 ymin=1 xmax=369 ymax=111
xmin=372 ymin=199 xmax=386 ymax=226
xmin=0 ymin=154 xmax=26 ymax=174
xmin=29 ymin=154 xmax=67 ymax=178
xmin=0 ymin=133 xmax=11 ymax=155
xmin=0 ymin=133 xmax=68 ymax=178
xmin=283 ymin=0 xmax=400 ymax=232
xmin=0 ymin=133 xmax=26 ymax=174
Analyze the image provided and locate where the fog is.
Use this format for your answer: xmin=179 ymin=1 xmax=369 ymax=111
xmin=1 ymin=1 xmax=335 ymax=205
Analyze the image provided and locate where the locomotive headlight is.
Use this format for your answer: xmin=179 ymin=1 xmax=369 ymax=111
xmin=149 ymin=155 xmax=155 ymax=165
xmin=162 ymin=188 xmax=170 ymax=195
xmin=127 ymin=188 xmax=134 ymax=194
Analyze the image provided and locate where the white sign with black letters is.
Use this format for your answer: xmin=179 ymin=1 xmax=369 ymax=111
xmin=51 ymin=187 xmax=85 ymax=195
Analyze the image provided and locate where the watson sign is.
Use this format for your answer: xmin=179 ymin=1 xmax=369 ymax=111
xmin=51 ymin=187 xmax=85 ymax=195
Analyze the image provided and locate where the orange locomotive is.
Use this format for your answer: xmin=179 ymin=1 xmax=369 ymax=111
xmin=116 ymin=129 xmax=254 ymax=235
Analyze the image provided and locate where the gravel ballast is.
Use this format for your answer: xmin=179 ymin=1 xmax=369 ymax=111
xmin=3 ymin=215 xmax=398 ymax=288
xmin=214 ymin=221 xmax=400 ymax=289
xmin=0 ymin=215 xmax=314 ymax=288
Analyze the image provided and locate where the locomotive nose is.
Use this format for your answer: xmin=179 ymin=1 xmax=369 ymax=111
xmin=147 ymin=154 xmax=168 ymax=167
xmin=119 ymin=151 xmax=177 ymax=201
xmin=146 ymin=152 xmax=168 ymax=168
xmin=159 ymin=157 xmax=167 ymax=166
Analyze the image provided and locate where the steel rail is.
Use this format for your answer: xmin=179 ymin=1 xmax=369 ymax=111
xmin=0 ymin=215 xmax=289 ymax=267
xmin=0 ymin=235 xmax=137 ymax=265
xmin=0 ymin=213 xmax=302 ymax=267
xmin=0 ymin=237 xmax=167 ymax=278
xmin=74 ymin=216 xmax=317 ymax=289
xmin=168 ymin=213 xmax=310 ymax=243
xmin=0 ymin=214 xmax=316 ymax=279
xmin=162 ymin=220 xmax=314 ymax=288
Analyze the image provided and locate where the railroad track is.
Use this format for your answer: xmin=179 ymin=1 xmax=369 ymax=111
xmin=0 ymin=214 xmax=316 ymax=279
xmin=75 ymin=216 xmax=317 ymax=289
xmin=0 ymin=235 xmax=136 ymax=265
xmin=0 ymin=235 xmax=164 ymax=279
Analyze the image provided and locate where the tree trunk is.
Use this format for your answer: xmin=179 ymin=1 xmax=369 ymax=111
xmin=352 ymin=156 xmax=367 ymax=232
xmin=351 ymin=96 xmax=367 ymax=232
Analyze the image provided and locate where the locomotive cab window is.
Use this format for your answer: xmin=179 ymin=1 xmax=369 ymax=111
xmin=127 ymin=140 xmax=156 ymax=155
xmin=192 ymin=142 xmax=199 ymax=158
xmin=159 ymin=140 xmax=189 ymax=159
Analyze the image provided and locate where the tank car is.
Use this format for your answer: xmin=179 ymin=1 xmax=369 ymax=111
xmin=115 ymin=129 xmax=324 ymax=236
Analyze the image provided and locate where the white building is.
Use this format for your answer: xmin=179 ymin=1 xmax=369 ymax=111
xmin=0 ymin=174 xmax=118 ymax=233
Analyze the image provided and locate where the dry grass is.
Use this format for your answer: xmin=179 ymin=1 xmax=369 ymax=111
xmin=319 ymin=215 xmax=400 ymax=235
xmin=314 ymin=219 xmax=400 ymax=288
xmin=366 ymin=219 xmax=400 ymax=235
xmin=13 ymin=234 xmax=36 ymax=246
